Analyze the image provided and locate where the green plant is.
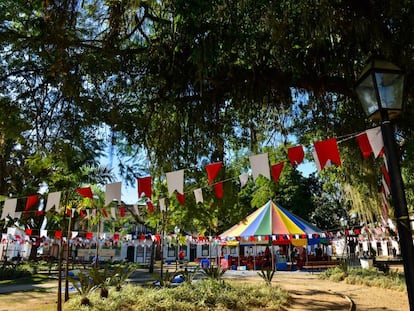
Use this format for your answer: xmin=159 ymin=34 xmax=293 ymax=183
xmin=88 ymin=264 xmax=113 ymax=298
xmin=0 ymin=265 xmax=32 ymax=280
xmin=66 ymin=279 xmax=290 ymax=311
xmin=153 ymin=269 xmax=180 ymax=287
xmin=68 ymin=271 xmax=96 ymax=306
xmin=180 ymin=267 xmax=199 ymax=284
xmin=338 ymin=258 xmax=349 ymax=274
xmin=109 ymin=263 xmax=136 ymax=291
xmin=257 ymin=267 xmax=275 ymax=286
xmin=202 ymin=265 xmax=226 ymax=283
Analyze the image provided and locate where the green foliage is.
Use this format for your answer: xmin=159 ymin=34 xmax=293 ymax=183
xmin=153 ymin=269 xmax=180 ymax=287
xmin=66 ymin=280 xmax=289 ymax=311
xmin=202 ymin=265 xmax=227 ymax=283
xmin=69 ymin=263 xmax=136 ymax=301
xmin=108 ymin=263 xmax=137 ymax=291
xmin=4 ymin=0 xmax=414 ymax=233
xmin=0 ymin=265 xmax=32 ymax=280
xmin=319 ymin=267 xmax=406 ymax=291
xmin=257 ymin=267 xmax=275 ymax=286
xmin=180 ymin=267 xmax=200 ymax=284
xmin=68 ymin=270 xmax=96 ymax=299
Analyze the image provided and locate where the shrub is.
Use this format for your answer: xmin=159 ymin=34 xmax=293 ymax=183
xmin=0 ymin=264 xmax=32 ymax=280
xmin=65 ymin=279 xmax=289 ymax=311
xmin=202 ymin=265 xmax=226 ymax=283
xmin=319 ymin=267 xmax=406 ymax=291
xmin=109 ymin=263 xmax=136 ymax=291
xmin=257 ymin=267 xmax=275 ymax=286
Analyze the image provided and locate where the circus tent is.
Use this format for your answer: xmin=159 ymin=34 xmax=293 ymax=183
xmin=219 ymin=200 xmax=326 ymax=246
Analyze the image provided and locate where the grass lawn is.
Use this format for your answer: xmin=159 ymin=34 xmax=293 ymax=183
xmin=0 ymin=272 xmax=69 ymax=311
xmin=0 ymin=290 xmax=62 ymax=311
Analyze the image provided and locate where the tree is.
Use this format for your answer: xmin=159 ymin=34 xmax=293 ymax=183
xmin=3 ymin=0 xmax=414 ymax=229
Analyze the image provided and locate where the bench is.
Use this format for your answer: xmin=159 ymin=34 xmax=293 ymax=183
xmin=302 ymin=260 xmax=340 ymax=273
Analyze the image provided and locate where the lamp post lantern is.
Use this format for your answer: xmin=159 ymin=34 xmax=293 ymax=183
xmin=355 ymin=57 xmax=414 ymax=310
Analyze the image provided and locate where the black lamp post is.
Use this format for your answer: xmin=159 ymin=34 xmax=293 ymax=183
xmin=355 ymin=57 xmax=414 ymax=310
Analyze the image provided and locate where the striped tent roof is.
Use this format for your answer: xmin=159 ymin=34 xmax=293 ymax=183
xmin=220 ymin=200 xmax=323 ymax=238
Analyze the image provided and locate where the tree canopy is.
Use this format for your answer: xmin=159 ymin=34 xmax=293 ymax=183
xmin=2 ymin=0 xmax=414 ymax=233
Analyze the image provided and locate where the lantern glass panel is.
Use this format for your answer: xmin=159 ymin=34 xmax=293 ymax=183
xmin=375 ymin=72 xmax=404 ymax=110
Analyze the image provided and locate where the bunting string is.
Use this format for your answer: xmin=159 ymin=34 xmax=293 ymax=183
xmin=0 ymin=126 xmax=389 ymax=220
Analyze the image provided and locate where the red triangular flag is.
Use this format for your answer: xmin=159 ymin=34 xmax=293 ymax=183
xmin=54 ymin=230 xmax=62 ymax=239
xmin=113 ymin=233 xmax=120 ymax=240
xmin=76 ymin=187 xmax=93 ymax=199
xmin=25 ymin=228 xmax=32 ymax=236
xmin=25 ymin=195 xmax=39 ymax=216
xmin=146 ymin=201 xmax=154 ymax=213
xmin=214 ymin=182 xmax=223 ymax=199
xmin=287 ymin=146 xmax=304 ymax=167
xmin=314 ymin=138 xmax=342 ymax=170
xmin=205 ymin=162 xmax=222 ymax=185
xmin=137 ymin=176 xmax=152 ymax=199
xmin=80 ymin=210 xmax=86 ymax=218
xmin=120 ymin=206 xmax=125 ymax=217
xmin=355 ymin=132 xmax=372 ymax=158
xmin=86 ymin=232 xmax=93 ymax=239
xmin=271 ymin=162 xmax=284 ymax=183
xmin=381 ymin=166 xmax=391 ymax=187
xmin=176 ymin=192 xmax=185 ymax=205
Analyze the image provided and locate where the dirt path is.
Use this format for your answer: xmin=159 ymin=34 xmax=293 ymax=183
xmin=224 ymin=270 xmax=408 ymax=310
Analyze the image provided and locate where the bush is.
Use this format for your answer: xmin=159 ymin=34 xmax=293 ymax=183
xmin=65 ymin=279 xmax=289 ymax=311
xmin=0 ymin=264 xmax=32 ymax=280
xmin=319 ymin=267 xmax=406 ymax=291
xmin=257 ymin=267 xmax=275 ymax=286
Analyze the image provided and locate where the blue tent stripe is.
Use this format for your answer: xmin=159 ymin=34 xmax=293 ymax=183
xmin=276 ymin=203 xmax=323 ymax=234
xmin=239 ymin=202 xmax=269 ymax=236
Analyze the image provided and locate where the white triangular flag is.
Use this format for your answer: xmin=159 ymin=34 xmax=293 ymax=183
xmin=105 ymin=182 xmax=122 ymax=206
xmin=71 ymin=231 xmax=78 ymax=239
xmin=194 ymin=188 xmax=203 ymax=204
xmin=1 ymin=199 xmax=17 ymax=220
xmin=366 ymin=126 xmax=384 ymax=158
xmin=40 ymin=229 xmax=48 ymax=238
xmin=166 ymin=169 xmax=184 ymax=197
xmin=249 ymin=153 xmax=270 ymax=181
xmin=238 ymin=173 xmax=249 ymax=188
xmin=312 ymin=150 xmax=322 ymax=172
xmin=46 ymin=191 xmax=61 ymax=212
xmin=159 ymin=198 xmax=166 ymax=212
xmin=111 ymin=207 xmax=116 ymax=219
